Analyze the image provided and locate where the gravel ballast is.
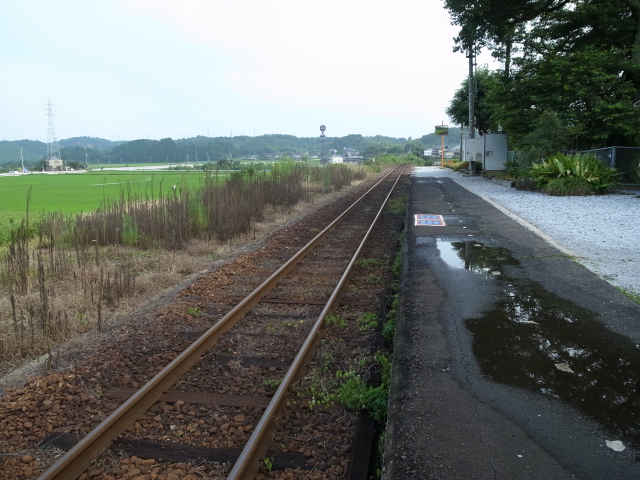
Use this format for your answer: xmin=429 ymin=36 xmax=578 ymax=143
xmin=417 ymin=166 xmax=640 ymax=297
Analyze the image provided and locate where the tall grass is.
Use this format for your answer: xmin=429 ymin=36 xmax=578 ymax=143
xmin=0 ymin=161 xmax=368 ymax=372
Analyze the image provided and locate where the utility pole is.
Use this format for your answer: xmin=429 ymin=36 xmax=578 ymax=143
xmin=320 ymin=125 xmax=326 ymax=194
xmin=467 ymin=45 xmax=478 ymax=174
xmin=467 ymin=47 xmax=476 ymax=139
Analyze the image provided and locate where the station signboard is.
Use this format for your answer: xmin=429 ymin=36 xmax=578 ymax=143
xmin=435 ymin=125 xmax=449 ymax=136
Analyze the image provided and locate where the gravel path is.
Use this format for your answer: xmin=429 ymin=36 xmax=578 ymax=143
xmin=416 ymin=166 xmax=640 ymax=297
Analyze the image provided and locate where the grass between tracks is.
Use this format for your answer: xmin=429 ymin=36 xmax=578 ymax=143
xmin=288 ymin=195 xmax=407 ymax=478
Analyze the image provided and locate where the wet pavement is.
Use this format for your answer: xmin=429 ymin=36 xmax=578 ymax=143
xmin=384 ymin=169 xmax=640 ymax=479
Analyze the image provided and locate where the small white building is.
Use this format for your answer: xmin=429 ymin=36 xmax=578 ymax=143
xmin=47 ymin=158 xmax=64 ymax=171
xmin=329 ymin=155 xmax=344 ymax=164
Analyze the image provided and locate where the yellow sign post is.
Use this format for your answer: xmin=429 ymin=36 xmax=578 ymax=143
xmin=435 ymin=123 xmax=448 ymax=167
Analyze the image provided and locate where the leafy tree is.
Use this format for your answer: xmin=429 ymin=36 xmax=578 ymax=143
xmin=65 ymin=161 xmax=84 ymax=170
xmin=59 ymin=146 xmax=102 ymax=164
xmin=491 ymin=44 xmax=640 ymax=148
xmin=446 ymin=67 xmax=500 ymax=135
xmin=518 ymin=110 xmax=570 ymax=162
xmin=444 ymin=0 xmax=571 ymax=76
xmin=445 ymin=0 xmax=640 ymax=149
xmin=2 ymin=134 xmax=443 ymax=166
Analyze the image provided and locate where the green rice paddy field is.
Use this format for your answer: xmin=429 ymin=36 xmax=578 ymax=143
xmin=0 ymin=171 xmax=223 ymax=238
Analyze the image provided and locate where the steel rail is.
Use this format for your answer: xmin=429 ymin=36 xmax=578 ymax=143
xmin=227 ymin=164 xmax=408 ymax=479
xmin=38 ymin=165 xmax=405 ymax=480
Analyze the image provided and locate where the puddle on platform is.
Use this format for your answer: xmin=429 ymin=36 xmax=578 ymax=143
xmin=437 ymin=239 xmax=518 ymax=275
xmin=438 ymin=240 xmax=640 ymax=449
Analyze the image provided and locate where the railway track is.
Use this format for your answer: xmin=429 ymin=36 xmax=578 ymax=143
xmin=0 ymin=164 xmax=409 ymax=480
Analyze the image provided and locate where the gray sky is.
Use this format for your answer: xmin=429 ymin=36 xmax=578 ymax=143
xmin=1 ymin=0 xmax=497 ymax=142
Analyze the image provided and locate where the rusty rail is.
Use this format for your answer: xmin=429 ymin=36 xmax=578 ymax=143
xmin=38 ymin=164 xmax=406 ymax=480
xmin=227 ymin=163 xmax=407 ymax=479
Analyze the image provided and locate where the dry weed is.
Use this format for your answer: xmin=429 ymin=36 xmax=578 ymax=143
xmin=0 ymin=171 xmax=371 ymax=389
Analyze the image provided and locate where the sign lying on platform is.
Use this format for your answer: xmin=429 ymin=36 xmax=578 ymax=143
xmin=414 ymin=214 xmax=446 ymax=226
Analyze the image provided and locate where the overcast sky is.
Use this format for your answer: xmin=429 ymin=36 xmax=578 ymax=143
xmin=1 ymin=0 xmax=498 ymax=142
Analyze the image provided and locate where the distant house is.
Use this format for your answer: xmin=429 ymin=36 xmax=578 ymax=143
xmin=344 ymin=155 xmax=363 ymax=163
xmin=329 ymin=155 xmax=344 ymax=164
xmin=47 ymin=158 xmax=64 ymax=171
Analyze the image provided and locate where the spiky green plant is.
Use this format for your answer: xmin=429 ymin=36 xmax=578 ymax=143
xmin=530 ymin=153 xmax=621 ymax=195
xmin=544 ymin=176 xmax=596 ymax=196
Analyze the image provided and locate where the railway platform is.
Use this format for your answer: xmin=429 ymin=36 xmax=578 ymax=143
xmin=383 ymin=167 xmax=640 ymax=480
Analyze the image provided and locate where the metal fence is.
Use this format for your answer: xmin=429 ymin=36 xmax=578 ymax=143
xmin=575 ymin=146 xmax=640 ymax=184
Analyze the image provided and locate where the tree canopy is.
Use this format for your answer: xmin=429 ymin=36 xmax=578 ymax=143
xmin=445 ymin=0 xmax=640 ymax=151
xmin=0 ymin=133 xmax=445 ymax=168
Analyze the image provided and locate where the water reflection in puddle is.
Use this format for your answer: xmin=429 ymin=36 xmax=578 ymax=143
xmin=437 ymin=240 xmax=640 ymax=449
xmin=437 ymin=239 xmax=518 ymax=275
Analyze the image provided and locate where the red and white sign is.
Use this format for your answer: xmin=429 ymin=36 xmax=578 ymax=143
xmin=414 ymin=214 xmax=446 ymax=226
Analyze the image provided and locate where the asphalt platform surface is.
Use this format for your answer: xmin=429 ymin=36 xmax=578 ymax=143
xmin=383 ymin=168 xmax=640 ymax=479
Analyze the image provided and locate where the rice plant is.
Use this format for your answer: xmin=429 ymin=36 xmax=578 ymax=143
xmin=0 ymin=162 xmax=371 ymax=372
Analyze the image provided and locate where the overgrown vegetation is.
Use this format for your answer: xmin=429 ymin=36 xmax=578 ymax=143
xmin=0 ymin=161 xmax=369 ymax=374
xmin=443 ymin=160 xmax=472 ymax=172
xmin=324 ymin=313 xmax=348 ymax=329
xmin=336 ymin=351 xmax=392 ymax=423
xmin=383 ymin=233 xmax=404 ymax=344
xmin=354 ymin=258 xmax=383 ymax=269
xmin=444 ymin=2 xmax=640 ymax=186
xmin=529 ymin=153 xmax=621 ymax=195
xmin=445 ymin=2 xmax=640 ymax=152
xmin=617 ymin=287 xmax=640 ymax=305
xmin=503 ymin=160 xmax=532 ymax=180
xmin=482 ymin=153 xmax=624 ymax=196
xmin=386 ymin=195 xmax=408 ymax=215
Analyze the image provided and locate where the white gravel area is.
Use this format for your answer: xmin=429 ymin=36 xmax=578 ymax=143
xmin=415 ymin=166 xmax=640 ymax=297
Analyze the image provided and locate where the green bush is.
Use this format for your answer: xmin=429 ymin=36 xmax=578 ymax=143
xmin=453 ymin=161 xmax=469 ymax=172
xmin=121 ymin=214 xmax=139 ymax=246
xmin=530 ymin=153 xmax=621 ymax=195
xmin=386 ymin=195 xmax=407 ymax=214
xmin=336 ymin=352 xmax=392 ymax=424
xmin=544 ymin=176 xmax=596 ymax=196
xmin=504 ymin=161 xmax=532 ymax=179
xmin=514 ymin=178 xmax=537 ymax=191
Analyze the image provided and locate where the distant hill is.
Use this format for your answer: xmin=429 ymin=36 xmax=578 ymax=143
xmin=58 ymin=137 xmax=124 ymax=151
xmin=0 ymin=140 xmax=47 ymax=165
xmin=0 ymin=131 xmax=462 ymax=167
xmin=0 ymin=137 xmax=123 ymax=166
